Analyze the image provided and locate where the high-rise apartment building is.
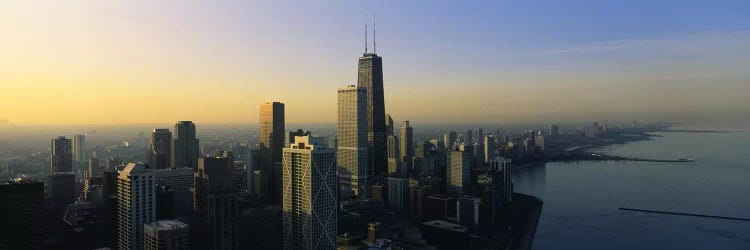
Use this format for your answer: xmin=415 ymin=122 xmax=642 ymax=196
xmin=144 ymin=220 xmax=190 ymax=250
xmin=171 ymin=121 xmax=199 ymax=169
xmin=282 ymin=136 xmax=337 ymax=250
xmin=117 ymin=163 xmax=156 ymax=250
xmin=358 ymin=53 xmax=387 ymax=177
xmin=149 ymin=129 xmax=172 ymax=169
xmin=51 ymin=136 xmax=73 ymax=173
xmin=337 ymin=85 xmax=369 ymax=195
xmin=193 ymin=152 xmax=239 ymax=250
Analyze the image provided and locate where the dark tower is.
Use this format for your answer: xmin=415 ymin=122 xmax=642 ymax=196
xmin=358 ymin=53 xmax=387 ymax=177
xmin=149 ymin=128 xmax=172 ymax=169
xmin=172 ymin=121 xmax=199 ymax=169
xmin=259 ymin=102 xmax=285 ymax=205
xmin=0 ymin=179 xmax=44 ymax=250
xmin=51 ymin=136 xmax=73 ymax=173
xmin=193 ymin=152 xmax=239 ymax=250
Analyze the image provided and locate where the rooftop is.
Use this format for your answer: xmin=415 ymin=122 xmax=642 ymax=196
xmin=121 ymin=162 xmax=148 ymax=173
xmin=422 ymin=220 xmax=468 ymax=233
xmin=145 ymin=220 xmax=189 ymax=231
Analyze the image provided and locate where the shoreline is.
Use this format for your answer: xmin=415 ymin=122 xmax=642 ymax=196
xmin=512 ymin=130 xmax=680 ymax=169
xmin=656 ymin=129 xmax=742 ymax=133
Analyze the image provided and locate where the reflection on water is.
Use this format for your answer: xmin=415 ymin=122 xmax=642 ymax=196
xmin=513 ymin=131 xmax=750 ymax=250
xmin=514 ymin=163 xmax=545 ymax=200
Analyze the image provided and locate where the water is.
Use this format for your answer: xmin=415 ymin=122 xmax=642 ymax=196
xmin=514 ymin=130 xmax=750 ymax=249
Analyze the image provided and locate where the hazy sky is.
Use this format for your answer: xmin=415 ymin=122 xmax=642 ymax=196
xmin=1 ymin=0 xmax=749 ymax=125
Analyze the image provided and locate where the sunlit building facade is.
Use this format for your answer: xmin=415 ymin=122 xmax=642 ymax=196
xmin=282 ymin=136 xmax=337 ymax=250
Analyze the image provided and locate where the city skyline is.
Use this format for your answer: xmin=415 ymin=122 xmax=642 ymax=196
xmin=2 ymin=2 xmax=750 ymax=249
xmin=1 ymin=1 xmax=749 ymax=126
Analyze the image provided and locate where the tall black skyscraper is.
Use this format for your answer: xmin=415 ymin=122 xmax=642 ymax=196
xmin=260 ymin=102 xmax=285 ymax=164
xmin=358 ymin=52 xmax=387 ymax=177
xmin=172 ymin=121 xmax=199 ymax=169
xmin=51 ymin=136 xmax=73 ymax=173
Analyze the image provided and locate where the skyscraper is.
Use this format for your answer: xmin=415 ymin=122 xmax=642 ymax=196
xmin=0 ymin=179 xmax=44 ymax=250
xmin=287 ymin=129 xmax=310 ymax=147
xmin=171 ymin=121 xmax=199 ymax=169
xmin=49 ymin=172 xmax=75 ymax=218
xmin=484 ymin=135 xmax=496 ymax=164
xmin=193 ymin=152 xmax=239 ymax=250
xmin=549 ymin=124 xmax=560 ymax=139
xmin=153 ymin=168 xmax=193 ymax=220
xmin=358 ymin=53 xmax=387 ymax=177
xmin=448 ymin=144 xmax=473 ymax=195
xmin=464 ymin=130 xmax=473 ymax=144
xmin=282 ymin=136 xmax=337 ymax=250
xmin=386 ymin=135 xmax=399 ymax=162
xmin=246 ymin=147 xmax=265 ymax=201
xmin=260 ymin=102 xmax=285 ymax=164
xmin=144 ymin=220 xmax=190 ymax=250
xmin=51 ymin=136 xmax=73 ymax=173
xmin=73 ymin=134 xmax=87 ymax=166
xmin=117 ymin=163 xmax=156 ymax=250
xmin=337 ymin=85 xmax=369 ymax=195
xmin=490 ymin=156 xmax=513 ymax=204
xmin=476 ymin=128 xmax=484 ymax=144
xmin=88 ymin=157 xmax=101 ymax=178
xmin=385 ymin=114 xmax=394 ymax=136
xmin=260 ymin=102 xmax=285 ymax=205
xmin=386 ymin=177 xmax=409 ymax=213
xmin=149 ymin=129 xmax=172 ymax=170
xmin=444 ymin=131 xmax=457 ymax=149
xmin=400 ymin=121 xmax=414 ymax=170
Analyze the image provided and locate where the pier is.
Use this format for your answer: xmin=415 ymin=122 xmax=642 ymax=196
xmin=619 ymin=207 xmax=750 ymax=222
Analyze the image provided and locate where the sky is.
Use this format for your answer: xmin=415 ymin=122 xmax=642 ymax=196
xmin=1 ymin=0 xmax=749 ymax=126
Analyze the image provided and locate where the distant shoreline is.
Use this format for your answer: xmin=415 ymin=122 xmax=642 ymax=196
xmin=513 ymin=130 xmax=678 ymax=169
xmin=655 ymin=129 xmax=742 ymax=133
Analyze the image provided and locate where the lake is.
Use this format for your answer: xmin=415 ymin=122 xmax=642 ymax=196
xmin=514 ymin=130 xmax=750 ymax=249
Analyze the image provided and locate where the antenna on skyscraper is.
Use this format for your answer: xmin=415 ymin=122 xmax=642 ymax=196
xmin=373 ymin=12 xmax=376 ymax=54
xmin=365 ymin=19 xmax=368 ymax=53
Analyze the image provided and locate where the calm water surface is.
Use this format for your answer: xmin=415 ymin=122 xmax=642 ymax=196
xmin=514 ymin=130 xmax=750 ymax=249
